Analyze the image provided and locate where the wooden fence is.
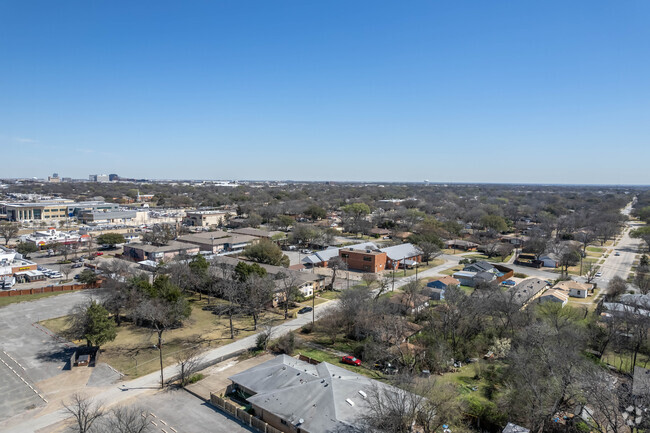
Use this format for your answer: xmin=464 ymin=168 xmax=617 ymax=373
xmin=0 ymin=281 xmax=101 ymax=298
xmin=210 ymin=393 xmax=282 ymax=433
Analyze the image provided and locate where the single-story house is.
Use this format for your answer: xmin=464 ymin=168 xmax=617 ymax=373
xmin=369 ymin=228 xmax=391 ymax=238
xmin=427 ymin=276 xmax=460 ymax=290
xmin=507 ymin=278 xmax=550 ymax=308
xmin=539 ymin=289 xmax=569 ymax=307
xmin=553 ymin=280 xmax=593 ymax=298
xmin=453 ymin=271 xmax=477 ymax=287
xmin=539 ymin=253 xmax=559 ymax=268
xmin=422 ymin=287 xmax=445 ymax=301
xmin=461 ymin=261 xmax=514 ymax=285
xmin=445 ymin=239 xmax=479 ymax=251
xmin=210 ymin=256 xmax=325 ymax=301
xmin=228 ymin=355 xmax=418 ymax=433
xmin=387 ymin=292 xmax=430 ymax=315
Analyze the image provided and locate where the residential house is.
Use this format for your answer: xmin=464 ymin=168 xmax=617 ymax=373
xmin=462 ymin=261 xmax=514 ymax=284
xmin=453 ymin=271 xmax=477 ymax=287
xmin=553 ymin=280 xmax=592 ymax=298
xmin=507 ymin=278 xmax=549 ymax=308
xmin=387 ymin=292 xmax=430 ymax=315
xmin=444 ymin=239 xmax=479 ymax=251
xmin=539 ymin=289 xmax=569 ymax=307
xmin=369 ymin=227 xmax=391 ymax=238
xmin=539 ymin=253 xmax=559 ymax=268
xmin=426 ymin=276 xmax=460 ymax=290
xmin=227 ymin=355 xmax=416 ymax=433
xmin=210 ymin=256 xmax=324 ymax=300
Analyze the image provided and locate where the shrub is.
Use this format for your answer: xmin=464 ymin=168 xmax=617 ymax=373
xmin=272 ymin=332 xmax=298 ymax=355
xmin=187 ymin=373 xmax=204 ymax=384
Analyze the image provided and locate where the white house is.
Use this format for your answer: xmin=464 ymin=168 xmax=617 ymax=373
xmin=552 ymin=280 xmax=592 ymax=298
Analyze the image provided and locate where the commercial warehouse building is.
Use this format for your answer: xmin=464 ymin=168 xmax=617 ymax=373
xmin=2 ymin=201 xmax=120 ymax=222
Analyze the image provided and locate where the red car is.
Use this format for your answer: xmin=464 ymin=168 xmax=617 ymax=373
xmin=341 ymin=355 xmax=361 ymax=366
xmin=94 ymin=252 xmax=103 ymax=256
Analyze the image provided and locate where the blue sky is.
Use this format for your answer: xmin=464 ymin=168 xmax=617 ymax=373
xmin=1 ymin=1 xmax=649 ymax=184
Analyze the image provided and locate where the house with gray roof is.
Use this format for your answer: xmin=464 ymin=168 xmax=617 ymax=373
xmin=379 ymin=243 xmax=422 ymax=269
xmin=228 ymin=355 xmax=414 ymax=433
xmin=507 ymin=278 xmax=549 ymax=307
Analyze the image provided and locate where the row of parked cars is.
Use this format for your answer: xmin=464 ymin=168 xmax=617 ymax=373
xmin=37 ymin=266 xmax=62 ymax=279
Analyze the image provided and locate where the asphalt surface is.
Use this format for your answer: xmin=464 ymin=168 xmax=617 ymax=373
xmin=136 ymin=389 xmax=254 ymax=433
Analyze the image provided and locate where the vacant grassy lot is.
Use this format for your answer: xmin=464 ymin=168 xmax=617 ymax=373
xmin=41 ymin=295 xmax=286 ymax=378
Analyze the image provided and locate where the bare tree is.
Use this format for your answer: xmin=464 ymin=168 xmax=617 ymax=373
xmin=245 ymin=274 xmax=274 ymax=330
xmin=362 ymin=273 xmax=378 ymax=289
xmin=0 ymin=222 xmax=20 ymax=245
xmin=277 ymin=271 xmax=301 ymax=319
xmin=104 ymin=405 xmax=152 ymax=433
xmin=606 ymin=276 xmax=627 ymax=301
xmin=135 ymin=280 xmax=191 ymax=388
xmin=328 ymin=256 xmax=347 ymax=290
xmin=583 ymin=261 xmax=599 ymax=283
xmin=61 ymin=264 xmax=74 ymax=281
xmin=174 ymin=345 xmax=204 ymax=387
xmin=63 ymin=393 xmax=104 ymax=433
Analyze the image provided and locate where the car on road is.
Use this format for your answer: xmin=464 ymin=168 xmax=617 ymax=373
xmin=341 ymin=355 xmax=361 ymax=366
xmin=94 ymin=252 xmax=103 ymax=256
xmin=72 ymin=263 xmax=83 ymax=268
xmin=615 ymin=252 xmax=620 ymax=256
xmin=595 ymin=272 xmax=603 ymax=277
xmin=298 ymin=307 xmax=313 ymax=314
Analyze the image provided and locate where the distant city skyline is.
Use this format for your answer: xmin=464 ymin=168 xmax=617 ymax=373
xmin=2 ymin=1 xmax=650 ymax=184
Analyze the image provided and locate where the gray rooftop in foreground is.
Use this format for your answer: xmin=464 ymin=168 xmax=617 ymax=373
xmin=229 ymin=355 xmax=410 ymax=433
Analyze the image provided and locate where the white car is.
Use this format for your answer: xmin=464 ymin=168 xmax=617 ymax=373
xmin=595 ymin=272 xmax=603 ymax=277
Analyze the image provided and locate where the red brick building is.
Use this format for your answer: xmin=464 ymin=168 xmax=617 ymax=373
xmin=339 ymin=248 xmax=387 ymax=273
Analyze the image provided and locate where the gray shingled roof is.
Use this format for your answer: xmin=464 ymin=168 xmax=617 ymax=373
xmin=229 ymin=355 xmax=410 ymax=432
xmin=379 ymin=243 xmax=422 ymax=261
xmin=503 ymin=423 xmax=530 ymax=433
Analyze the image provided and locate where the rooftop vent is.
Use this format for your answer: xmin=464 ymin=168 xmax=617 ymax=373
xmin=358 ymin=390 xmax=367 ymax=398
xmin=346 ymin=399 xmax=355 ymax=406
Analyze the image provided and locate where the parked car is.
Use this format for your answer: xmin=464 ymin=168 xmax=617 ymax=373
xmin=615 ymin=252 xmax=620 ymax=256
xmin=94 ymin=252 xmax=103 ymax=256
xmin=72 ymin=263 xmax=83 ymax=268
xmin=298 ymin=307 xmax=313 ymax=314
xmin=595 ymin=272 xmax=603 ymax=277
xmin=341 ymin=355 xmax=361 ymax=366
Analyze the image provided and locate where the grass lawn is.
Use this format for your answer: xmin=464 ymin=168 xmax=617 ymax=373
xmin=441 ymin=265 xmax=463 ymax=276
xmin=602 ymin=350 xmax=650 ymax=374
xmin=41 ymin=295 xmax=286 ymax=379
xmin=318 ymin=290 xmax=340 ymax=300
xmin=0 ymin=291 xmax=71 ymax=308
xmin=295 ymin=346 xmax=384 ymax=379
xmin=460 ymin=285 xmax=474 ymax=294
xmin=586 ymin=246 xmax=605 ymax=253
